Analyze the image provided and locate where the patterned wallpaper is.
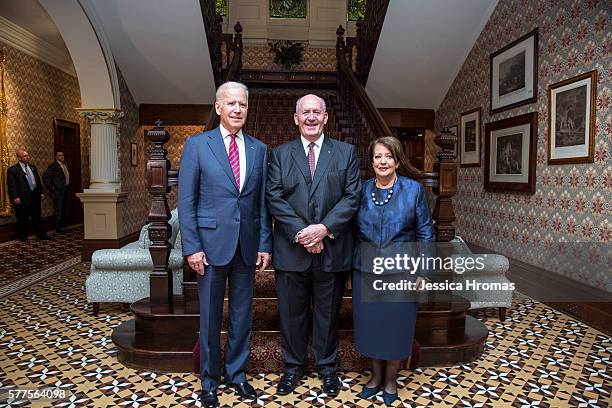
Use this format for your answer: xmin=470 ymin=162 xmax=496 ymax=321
xmin=434 ymin=0 xmax=611 ymax=291
xmin=117 ymin=71 xmax=148 ymax=236
xmin=242 ymin=45 xmax=336 ymax=71
xmin=0 ymin=42 xmax=89 ymax=226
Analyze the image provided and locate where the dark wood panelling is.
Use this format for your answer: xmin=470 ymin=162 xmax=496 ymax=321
xmin=241 ymin=70 xmax=337 ymax=88
xmin=139 ymin=104 xmax=212 ymax=126
xmin=378 ymin=108 xmax=435 ymax=129
xmin=468 ymin=242 xmax=612 ymax=336
xmin=81 ymin=230 xmax=140 ymax=262
xmin=0 ymin=216 xmax=55 ymax=242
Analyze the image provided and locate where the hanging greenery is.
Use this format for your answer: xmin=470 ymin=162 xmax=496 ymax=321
xmin=268 ymin=40 xmax=305 ymax=70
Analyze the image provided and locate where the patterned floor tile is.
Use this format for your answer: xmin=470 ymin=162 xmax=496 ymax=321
xmin=0 ymin=247 xmax=610 ymax=406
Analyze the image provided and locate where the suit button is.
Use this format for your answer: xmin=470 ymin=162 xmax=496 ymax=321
xmin=235 ymin=218 xmax=240 ymax=222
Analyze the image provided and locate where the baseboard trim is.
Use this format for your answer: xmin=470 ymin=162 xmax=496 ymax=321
xmin=81 ymin=230 xmax=141 ymax=261
xmin=0 ymin=216 xmax=57 ymax=242
xmin=467 ymin=242 xmax=612 ymax=336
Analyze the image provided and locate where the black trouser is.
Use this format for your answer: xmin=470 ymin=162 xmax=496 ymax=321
xmin=13 ymin=188 xmax=44 ymax=239
xmin=52 ymin=187 xmax=70 ymax=230
xmin=275 ymin=259 xmax=346 ymax=376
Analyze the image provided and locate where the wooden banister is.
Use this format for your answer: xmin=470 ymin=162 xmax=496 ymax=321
xmin=355 ymin=0 xmax=390 ymax=85
xmin=336 ymin=25 xmax=424 ymax=181
xmin=336 ymin=25 xmax=457 ymax=241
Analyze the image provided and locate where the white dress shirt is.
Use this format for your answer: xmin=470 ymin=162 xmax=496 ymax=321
xmin=220 ymin=124 xmax=246 ymax=191
xmin=301 ymin=133 xmax=324 ymax=168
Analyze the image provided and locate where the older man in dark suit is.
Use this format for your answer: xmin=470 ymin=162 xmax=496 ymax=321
xmin=43 ymin=151 xmax=71 ymax=233
xmin=266 ymin=94 xmax=361 ymax=397
xmin=7 ymin=149 xmax=50 ymax=241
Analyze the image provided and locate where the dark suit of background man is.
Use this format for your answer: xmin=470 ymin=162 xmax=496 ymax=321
xmin=43 ymin=151 xmax=71 ymax=233
xmin=266 ymin=94 xmax=361 ymax=397
xmin=178 ymin=81 xmax=272 ymax=408
xmin=7 ymin=149 xmax=50 ymax=242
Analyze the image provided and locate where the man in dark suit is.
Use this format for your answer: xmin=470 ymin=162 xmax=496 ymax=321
xmin=43 ymin=151 xmax=71 ymax=233
xmin=7 ymin=149 xmax=50 ymax=241
xmin=266 ymin=94 xmax=361 ymax=397
xmin=178 ymin=81 xmax=272 ymax=408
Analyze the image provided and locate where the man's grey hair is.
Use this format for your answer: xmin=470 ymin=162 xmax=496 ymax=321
xmin=216 ymin=81 xmax=249 ymax=102
xmin=295 ymin=94 xmax=326 ymax=114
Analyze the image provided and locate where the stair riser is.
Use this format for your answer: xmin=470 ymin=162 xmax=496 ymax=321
xmin=115 ymin=319 xmax=486 ymax=373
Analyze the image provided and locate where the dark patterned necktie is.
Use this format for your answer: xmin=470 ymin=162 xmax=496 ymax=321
xmin=228 ymin=134 xmax=240 ymax=188
xmin=307 ymin=142 xmax=315 ymax=178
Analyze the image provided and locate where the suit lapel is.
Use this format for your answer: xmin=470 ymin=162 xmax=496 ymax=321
xmin=242 ymin=134 xmax=256 ymax=191
xmin=290 ymin=139 xmax=312 ymax=183
xmin=310 ymin=137 xmax=335 ymax=198
xmin=207 ymin=128 xmax=238 ymax=191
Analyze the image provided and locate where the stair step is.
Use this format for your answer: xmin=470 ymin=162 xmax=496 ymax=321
xmin=113 ymin=316 xmax=487 ymax=373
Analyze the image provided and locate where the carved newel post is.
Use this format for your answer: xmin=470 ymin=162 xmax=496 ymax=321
xmin=146 ymin=121 xmax=179 ymax=306
xmin=432 ymin=129 xmax=458 ymax=242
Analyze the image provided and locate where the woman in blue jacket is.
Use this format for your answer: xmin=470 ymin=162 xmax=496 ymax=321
xmin=352 ymin=136 xmax=434 ymax=405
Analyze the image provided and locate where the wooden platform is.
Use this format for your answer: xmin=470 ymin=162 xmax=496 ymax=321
xmin=113 ymin=294 xmax=487 ymax=373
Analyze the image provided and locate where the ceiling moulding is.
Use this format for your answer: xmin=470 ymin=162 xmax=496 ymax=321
xmin=0 ymin=15 xmax=75 ymax=76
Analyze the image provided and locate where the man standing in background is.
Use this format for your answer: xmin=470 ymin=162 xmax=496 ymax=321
xmin=43 ymin=151 xmax=71 ymax=233
xmin=7 ymin=149 xmax=50 ymax=241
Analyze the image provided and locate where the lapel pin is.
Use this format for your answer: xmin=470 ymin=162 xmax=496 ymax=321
xmin=328 ymin=150 xmax=331 ymax=154
xmin=251 ymin=146 xmax=255 ymax=149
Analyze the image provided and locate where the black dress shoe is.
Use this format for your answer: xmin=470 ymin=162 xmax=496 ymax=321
xmin=228 ymin=381 xmax=258 ymax=400
xmin=321 ymin=374 xmax=341 ymax=397
xmin=200 ymin=390 xmax=218 ymax=408
xmin=37 ymin=235 xmax=51 ymax=240
xmin=277 ymin=372 xmax=303 ymax=395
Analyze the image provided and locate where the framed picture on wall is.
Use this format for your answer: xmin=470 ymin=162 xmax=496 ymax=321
xmin=447 ymin=125 xmax=459 ymax=159
xmin=484 ymin=112 xmax=537 ymax=193
xmin=460 ymin=108 xmax=481 ymax=167
xmin=548 ymin=70 xmax=597 ymax=165
xmin=490 ymin=29 xmax=538 ymax=114
xmin=130 ymin=143 xmax=138 ymax=166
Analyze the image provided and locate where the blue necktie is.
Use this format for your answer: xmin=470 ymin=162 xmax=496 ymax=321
xmin=25 ymin=165 xmax=35 ymax=190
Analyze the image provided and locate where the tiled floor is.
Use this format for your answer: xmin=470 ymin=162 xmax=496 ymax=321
xmin=0 ymin=237 xmax=610 ymax=407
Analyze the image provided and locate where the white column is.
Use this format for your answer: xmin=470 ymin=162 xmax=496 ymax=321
xmin=78 ymin=109 xmax=124 ymax=192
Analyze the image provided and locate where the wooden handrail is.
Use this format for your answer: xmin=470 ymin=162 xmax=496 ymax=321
xmin=199 ymin=0 xmax=224 ymax=87
xmin=355 ymin=0 xmax=390 ymax=85
xmin=336 ymin=25 xmax=426 ymax=182
xmin=337 ymin=56 xmax=389 ymax=140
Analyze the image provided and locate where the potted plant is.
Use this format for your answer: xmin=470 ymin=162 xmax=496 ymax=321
xmin=268 ymin=40 xmax=304 ymax=70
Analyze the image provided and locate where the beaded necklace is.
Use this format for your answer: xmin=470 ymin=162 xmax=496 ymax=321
xmin=371 ymin=176 xmax=398 ymax=206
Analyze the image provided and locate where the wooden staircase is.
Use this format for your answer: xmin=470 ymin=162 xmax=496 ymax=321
xmin=112 ymin=7 xmax=487 ymax=373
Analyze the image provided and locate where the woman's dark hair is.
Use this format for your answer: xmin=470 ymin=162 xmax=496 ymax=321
xmin=367 ymin=136 xmax=409 ymax=176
